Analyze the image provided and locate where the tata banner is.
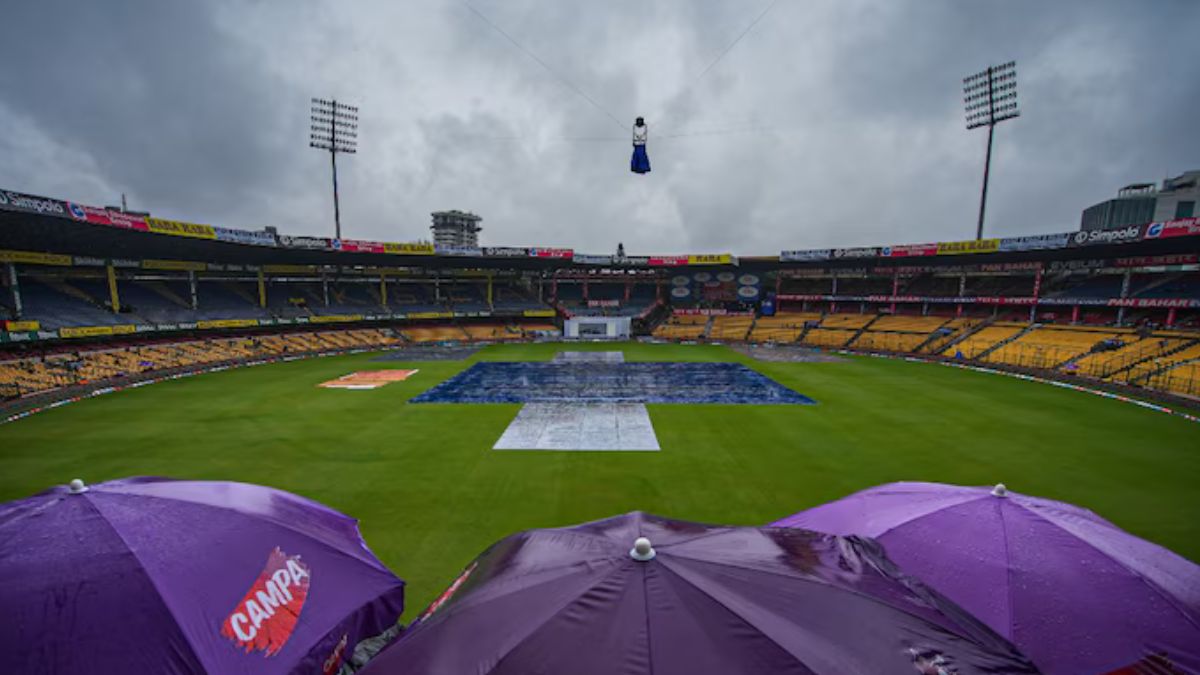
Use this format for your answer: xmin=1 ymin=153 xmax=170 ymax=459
xmin=880 ymin=243 xmax=938 ymax=257
xmin=435 ymin=245 xmax=483 ymax=257
xmin=214 ymin=227 xmax=276 ymax=246
xmin=1068 ymin=224 xmax=1146 ymax=247
xmin=672 ymin=308 xmax=753 ymax=316
xmin=483 ymin=247 xmax=529 ymax=257
xmin=279 ymin=235 xmax=332 ymax=250
xmin=67 ymin=202 xmax=150 ymax=231
xmin=587 ymin=299 xmax=620 ymax=308
xmin=530 ymin=248 xmax=573 ymax=259
xmin=833 ymin=247 xmax=880 ymax=259
xmin=780 ymin=249 xmax=832 ymax=262
xmin=196 ymin=319 xmax=260 ymax=329
xmin=0 ymin=189 xmax=68 ymax=217
xmin=573 ymin=253 xmax=614 ymax=265
xmin=1114 ymin=254 xmax=1199 ymax=268
xmin=998 ymin=233 xmax=1070 ymax=252
xmin=936 ymin=239 xmax=1000 ymax=255
xmin=147 ymin=218 xmax=217 ymax=240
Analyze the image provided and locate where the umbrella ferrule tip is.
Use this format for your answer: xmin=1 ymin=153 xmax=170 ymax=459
xmin=68 ymin=479 xmax=89 ymax=494
xmin=630 ymin=537 xmax=656 ymax=561
xmin=991 ymin=483 xmax=1008 ymax=497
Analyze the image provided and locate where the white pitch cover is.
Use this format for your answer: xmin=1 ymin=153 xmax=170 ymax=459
xmin=493 ymin=402 xmax=660 ymax=451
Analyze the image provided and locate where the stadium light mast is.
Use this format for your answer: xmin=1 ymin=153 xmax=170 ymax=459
xmin=309 ymin=98 xmax=359 ymax=240
xmin=964 ymin=61 xmax=1019 ymax=240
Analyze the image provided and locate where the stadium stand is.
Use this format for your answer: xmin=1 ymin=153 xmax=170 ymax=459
xmin=708 ymin=315 xmax=755 ymax=341
xmin=748 ymin=313 xmax=820 ymax=343
xmin=652 ymin=314 xmax=709 ymax=340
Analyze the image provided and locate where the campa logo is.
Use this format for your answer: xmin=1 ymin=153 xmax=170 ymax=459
xmin=221 ymin=547 xmax=312 ymax=656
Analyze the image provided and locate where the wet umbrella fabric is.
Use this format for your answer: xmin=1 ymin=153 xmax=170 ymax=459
xmin=0 ymin=477 xmax=405 ymax=675
xmin=773 ymin=482 xmax=1200 ymax=675
xmin=360 ymin=511 xmax=1038 ymax=675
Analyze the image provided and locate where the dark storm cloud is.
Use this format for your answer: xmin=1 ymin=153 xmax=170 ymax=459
xmin=0 ymin=0 xmax=308 ymax=224
xmin=0 ymin=0 xmax=1197 ymax=252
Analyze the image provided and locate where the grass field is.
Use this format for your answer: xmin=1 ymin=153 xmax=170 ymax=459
xmin=2 ymin=342 xmax=1197 ymax=617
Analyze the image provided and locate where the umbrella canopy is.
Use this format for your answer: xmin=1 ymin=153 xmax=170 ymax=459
xmin=359 ymin=511 xmax=1038 ymax=675
xmin=0 ymin=477 xmax=405 ymax=675
xmin=773 ymin=482 xmax=1200 ymax=675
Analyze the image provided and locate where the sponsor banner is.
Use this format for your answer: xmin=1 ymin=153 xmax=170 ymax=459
xmin=1049 ymin=259 xmax=1108 ymax=271
xmin=0 ymin=249 xmax=73 ymax=266
xmin=618 ymin=256 xmax=650 ymax=265
xmin=833 ymin=247 xmax=880 ymax=259
xmin=409 ymin=311 xmax=455 ymax=320
xmin=0 ymin=189 xmax=69 ymax=217
xmin=483 ymin=247 xmax=529 ymax=257
xmin=1 ymin=320 xmax=39 ymax=331
xmin=60 ymin=325 xmax=118 ymax=338
xmin=221 ymin=547 xmax=311 ymax=656
xmin=262 ymin=264 xmax=317 ymax=273
xmin=776 ymin=294 xmax=826 ymax=301
xmin=384 ymin=242 xmax=435 ymax=255
xmin=672 ymin=308 xmax=753 ymax=316
xmin=197 ymin=318 xmax=260 ymax=329
xmin=998 ymin=233 xmax=1071 ymax=252
xmin=648 ymin=256 xmax=689 ymax=266
xmin=308 ymin=314 xmax=364 ymax=323
xmin=530 ymin=247 xmax=574 ymax=259
xmin=781 ymin=249 xmax=832 ymax=262
xmin=66 ymin=202 xmax=151 ymax=231
xmin=687 ymin=253 xmax=733 ymax=265
xmin=522 ymin=309 xmax=557 ymax=318
xmin=279 ymin=234 xmax=333 ymax=250
xmin=980 ymin=262 xmax=1043 ymax=272
xmin=936 ymin=239 xmax=1000 ymax=255
xmin=146 ymin=218 xmax=217 ymax=239
xmin=1068 ymin=224 xmax=1145 ymax=247
xmin=337 ymin=239 xmax=386 ymax=254
xmin=587 ymin=299 xmax=620 ymax=308
xmin=572 ymin=253 xmax=613 ymax=265
xmin=112 ymin=258 xmax=141 ymax=268
xmin=214 ymin=227 xmax=276 ymax=246
xmin=435 ymin=244 xmax=483 ymax=256
xmin=1114 ymin=254 xmax=1199 ymax=268
xmin=73 ymin=256 xmax=106 ymax=267
xmin=880 ymin=243 xmax=938 ymax=257
xmin=1107 ymin=297 xmax=1200 ymax=309
xmin=974 ymin=296 xmax=1037 ymax=306
xmin=143 ymin=259 xmax=208 ymax=271
xmin=1144 ymin=217 xmax=1200 ymax=240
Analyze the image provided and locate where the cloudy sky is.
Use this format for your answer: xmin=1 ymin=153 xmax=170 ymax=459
xmin=1 ymin=0 xmax=1197 ymax=254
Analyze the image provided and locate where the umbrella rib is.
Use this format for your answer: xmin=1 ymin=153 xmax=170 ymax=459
xmin=484 ymin=560 xmax=634 ymax=673
xmin=996 ymin=498 xmax=1017 ymax=640
xmin=1013 ymin=504 xmax=1200 ymax=635
xmin=80 ymin=496 xmax=213 ymax=672
xmin=659 ymin=552 xmax=966 ymax=632
xmin=651 ymin=557 xmax=821 ymax=673
xmin=106 ymin=489 xmax=390 ymax=573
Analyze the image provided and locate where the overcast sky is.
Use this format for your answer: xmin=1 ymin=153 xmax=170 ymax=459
xmin=1 ymin=0 xmax=1197 ymax=254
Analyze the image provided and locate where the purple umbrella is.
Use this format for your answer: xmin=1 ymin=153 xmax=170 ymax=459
xmin=359 ymin=511 xmax=1038 ymax=675
xmin=773 ymin=482 xmax=1200 ymax=675
xmin=0 ymin=477 xmax=405 ymax=674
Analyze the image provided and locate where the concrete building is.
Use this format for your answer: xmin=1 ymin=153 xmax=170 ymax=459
xmin=1081 ymin=170 xmax=1198 ymax=231
xmin=430 ymin=210 xmax=482 ymax=248
xmin=1152 ymin=170 xmax=1198 ymax=222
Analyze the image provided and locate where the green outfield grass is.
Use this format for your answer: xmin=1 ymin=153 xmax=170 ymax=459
xmin=2 ymin=342 xmax=1197 ymax=616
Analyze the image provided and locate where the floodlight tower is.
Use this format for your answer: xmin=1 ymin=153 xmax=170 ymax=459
xmin=964 ymin=62 xmax=1019 ymax=240
xmin=309 ymin=98 xmax=359 ymax=240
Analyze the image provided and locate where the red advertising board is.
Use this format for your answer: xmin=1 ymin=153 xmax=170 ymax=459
xmin=531 ymin=248 xmax=574 ymax=258
xmin=648 ymin=256 xmax=689 ymax=266
xmin=338 ymin=239 xmax=387 ymax=253
xmin=672 ymin=308 xmax=753 ymax=316
xmin=1114 ymin=254 xmax=1199 ymax=268
xmin=1144 ymin=218 xmax=1200 ymax=240
xmin=881 ymin=243 xmax=938 ymax=257
xmin=66 ymin=202 xmax=150 ymax=231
